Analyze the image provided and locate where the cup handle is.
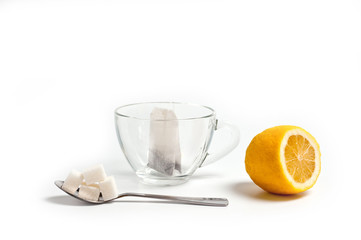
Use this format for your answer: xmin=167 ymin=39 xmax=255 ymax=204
xmin=200 ymin=120 xmax=240 ymax=167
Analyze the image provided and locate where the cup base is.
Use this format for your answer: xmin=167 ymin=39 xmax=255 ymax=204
xmin=135 ymin=168 xmax=192 ymax=186
xmin=137 ymin=173 xmax=190 ymax=186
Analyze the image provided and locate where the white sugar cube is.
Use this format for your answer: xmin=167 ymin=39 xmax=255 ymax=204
xmin=62 ymin=170 xmax=83 ymax=194
xmin=82 ymin=164 xmax=107 ymax=185
xmin=99 ymin=176 xmax=118 ymax=201
xmin=81 ymin=181 xmax=99 ymax=188
xmin=78 ymin=185 xmax=100 ymax=201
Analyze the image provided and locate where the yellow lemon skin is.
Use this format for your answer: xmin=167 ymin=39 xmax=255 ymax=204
xmin=245 ymin=125 xmax=321 ymax=195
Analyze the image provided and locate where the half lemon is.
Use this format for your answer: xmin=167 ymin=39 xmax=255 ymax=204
xmin=245 ymin=125 xmax=321 ymax=195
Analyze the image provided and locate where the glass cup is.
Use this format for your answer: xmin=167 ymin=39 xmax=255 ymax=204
xmin=115 ymin=102 xmax=240 ymax=185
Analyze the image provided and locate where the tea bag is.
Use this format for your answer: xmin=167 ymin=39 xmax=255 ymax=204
xmin=148 ymin=108 xmax=181 ymax=175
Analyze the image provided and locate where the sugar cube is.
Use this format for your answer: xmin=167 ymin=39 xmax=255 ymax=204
xmin=62 ymin=169 xmax=83 ymax=194
xmin=82 ymin=164 xmax=107 ymax=185
xmin=99 ymin=176 xmax=118 ymax=201
xmin=81 ymin=181 xmax=99 ymax=188
xmin=78 ymin=185 xmax=100 ymax=201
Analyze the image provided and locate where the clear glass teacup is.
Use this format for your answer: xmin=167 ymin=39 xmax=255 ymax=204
xmin=115 ymin=102 xmax=240 ymax=185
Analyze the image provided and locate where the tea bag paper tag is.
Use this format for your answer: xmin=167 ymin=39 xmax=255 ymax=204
xmin=148 ymin=108 xmax=181 ymax=175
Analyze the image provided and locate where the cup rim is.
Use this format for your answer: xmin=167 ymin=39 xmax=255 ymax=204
xmin=114 ymin=102 xmax=215 ymax=121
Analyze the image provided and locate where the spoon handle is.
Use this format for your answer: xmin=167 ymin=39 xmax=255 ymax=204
xmin=117 ymin=193 xmax=229 ymax=207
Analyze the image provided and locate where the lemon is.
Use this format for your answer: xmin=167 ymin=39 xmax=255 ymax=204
xmin=245 ymin=125 xmax=321 ymax=195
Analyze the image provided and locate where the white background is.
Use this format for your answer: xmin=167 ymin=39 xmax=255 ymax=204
xmin=1 ymin=0 xmax=360 ymax=239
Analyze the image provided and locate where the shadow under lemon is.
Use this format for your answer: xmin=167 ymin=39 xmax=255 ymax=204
xmin=231 ymin=181 xmax=309 ymax=201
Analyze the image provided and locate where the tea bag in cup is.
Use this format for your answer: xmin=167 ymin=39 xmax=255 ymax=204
xmin=148 ymin=108 xmax=181 ymax=175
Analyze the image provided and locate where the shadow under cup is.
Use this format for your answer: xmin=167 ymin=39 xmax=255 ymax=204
xmin=115 ymin=102 xmax=217 ymax=185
